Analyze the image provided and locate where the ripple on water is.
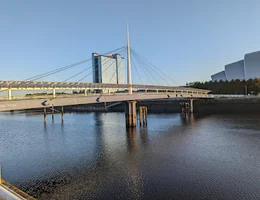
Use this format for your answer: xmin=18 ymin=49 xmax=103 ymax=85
xmin=0 ymin=112 xmax=260 ymax=199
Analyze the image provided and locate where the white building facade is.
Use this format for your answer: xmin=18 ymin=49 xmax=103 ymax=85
xmin=92 ymin=53 xmax=126 ymax=84
xmin=211 ymin=51 xmax=260 ymax=81
xmin=92 ymin=53 xmax=126 ymax=92
xmin=211 ymin=71 xmax=227 ymax=82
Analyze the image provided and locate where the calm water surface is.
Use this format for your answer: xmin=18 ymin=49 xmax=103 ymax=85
xmin=1 ymin=112 xmax=260 ymax=199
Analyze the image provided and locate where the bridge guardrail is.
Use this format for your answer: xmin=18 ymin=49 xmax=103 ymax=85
xmin=0 ymin=91 xmax=210 ymax=101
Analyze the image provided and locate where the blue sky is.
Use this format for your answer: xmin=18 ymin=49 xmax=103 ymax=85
xmin=1 ymin=0 xmax=260 ymax=85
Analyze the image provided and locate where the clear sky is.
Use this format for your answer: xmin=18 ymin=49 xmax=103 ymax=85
xmin=1 ymin=0 xmax=260 ymax=85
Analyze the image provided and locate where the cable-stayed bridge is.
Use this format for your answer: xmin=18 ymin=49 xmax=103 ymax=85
xmin=0 ymin=30 xmax=211 ymax=127
xmin=0 ymin=26 xmax=212 ymax=200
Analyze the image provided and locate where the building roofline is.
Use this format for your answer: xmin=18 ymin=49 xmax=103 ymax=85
xmin=244 ymin=50 xmax=260 ymax=57
xmin=224 ymin=59 xmax=244 ymax=68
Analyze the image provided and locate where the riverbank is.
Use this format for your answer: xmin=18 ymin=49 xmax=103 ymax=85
xmin=17 ymin=97 xmax=260 ymax=114
xmin=63 ymin=98 xmax=260 ymax=114
xmin=194 ymin=97 xmax=260 ymax=114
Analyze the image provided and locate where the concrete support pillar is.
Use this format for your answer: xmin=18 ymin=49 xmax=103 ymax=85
xmin=180 ymin=102 xmax=189 ymax=116
xmin=61 ymin=106 xmax=64 ymax=123
xmin=52 ymin=104 xmax=54 ymax=121
xmin=8 ymin=89 xmax=12 ymax=100
xmin=189 ymin=99 xmax=194 ymax=113
xmin=139 ymin=106 xmax=148 ymax=127
xmin=53 ymin=88 xmax=56 ymax=98
xmin=44 ymin=108 xmax=47 ymax=124
xmin=180 ymin=102 xmax=185 ymax=114
xmin=108 ymin=89 xmax=111 ymax=95
xmin=84 ymin=89 xmax=87 ymax=96
xmin=125 ymin=101 xmax=137 ymax=127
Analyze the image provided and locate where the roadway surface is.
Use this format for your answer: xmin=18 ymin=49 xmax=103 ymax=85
xmin=0 ymin=92 xmax=210 ymax=111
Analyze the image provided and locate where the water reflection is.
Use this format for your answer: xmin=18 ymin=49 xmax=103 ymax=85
xmin=1 ymin=112 xmax=260 ymax=200
xmin=43 ymin=123 xmax=49 ymax=150
xmin=126 ymin=128 xmax=145 ymax=200
xmin=180 ymin=113 xmax=195 ymax=126
xmin=126 ymin=128 xmax=138 ymax=153
xmin=140 ymin=127 xmax=148 ymax=146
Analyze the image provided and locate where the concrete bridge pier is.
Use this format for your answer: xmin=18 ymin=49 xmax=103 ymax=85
xmin=8 ymin=89 xmax=12 ymax=100
xmin=125 ymin=101 xmax=137 ymax=127
xmin=53 ymin=88 xmax=56 ymax=98
xmin=52 ymin=104 xmax=54 ymax=121
xmin=180 ymin=102 xmax=187 ymax=115
xmin=180 ymin=99 xmax=194 ymax=115
xmin=139 ymin=106 xmax=148 ymax=127
xmin=44 ymin=107 xmax=47 ymax=124
xmin=61 ymin=106 xmax=64 ymax=123
xmin=189 ymin=99 xmax=194 ymax=113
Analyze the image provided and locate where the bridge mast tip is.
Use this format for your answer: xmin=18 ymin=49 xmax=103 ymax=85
xmin=126 ymin=21 xmax=132 ymax=94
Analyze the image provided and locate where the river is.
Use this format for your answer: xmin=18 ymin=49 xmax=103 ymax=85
xmin=0 ymin=112 xmax=260 ymax=199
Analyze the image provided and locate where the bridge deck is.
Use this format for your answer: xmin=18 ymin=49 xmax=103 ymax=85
xmin=0 ymin=92 xmax=211 ymax=111
xmin=0 ymin=80 xmax=211 ymax=111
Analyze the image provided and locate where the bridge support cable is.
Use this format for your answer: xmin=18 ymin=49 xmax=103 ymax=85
xmin=25 ymin=46 xmax=126 ymax=82
xmin=58 ymin=47 xmax=126 ymax=84
xmin=63 ymin=68 xmax=92 ymax=82
xmin=26 ymin=59 xmax=92 ymax=82
xmin=41 ymin=48 xmax=126 ymax=94
xmin=131 ymin=48 xmax=177 ymax=85
xmin=60 ymin=58 xmax=117 ymax=94
xmin=0 ymin=46 xmax=126 ymax=95
xmin=132 ymin=50 xmax=159 ymax=85
xmin=130 ymin=51 xmax=143 ymax=84
xmin=131 ymin=49 xmax=170 ymax=86
xmin=60 ymin=48 xmax=126 ymax=94
xmin=96 ymin=50 xmax=127 ymax=104
xmin=130 ymin=51 xmax=157 ymax=85
xmin=126 ymin=22 xmax=133 ymax=94
xmin=108 ymin=50 xmax=127 ymax=84
xmin=95 ymin=48 xmax=126 ymax=82
xmin=132 ymin=49 xmax=170 ymax=85
xmin=131 ymin=50 xmax=158 ymax=84
xmin=86 ymin=48 xmax=126 ymax=87
xmin=41 ymin=67 xmax=92 ymax=94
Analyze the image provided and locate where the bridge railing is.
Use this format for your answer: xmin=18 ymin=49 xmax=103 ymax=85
xmin=0 ymin=90 xmax=210 ymax=101
xmin=0 ymin=80 xmax=210 ymax=100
